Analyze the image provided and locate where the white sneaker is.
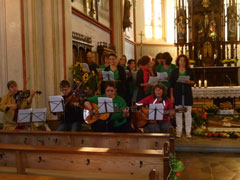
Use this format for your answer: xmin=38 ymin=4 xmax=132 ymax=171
xmin=176 ymin=131 xmax=181 ymax=138
xmin=186 ymin=132 xmax=192 ymax=138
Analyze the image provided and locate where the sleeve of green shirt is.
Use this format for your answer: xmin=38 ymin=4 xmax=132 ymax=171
xmin=87 ymin=95 xmax=100 ymax=104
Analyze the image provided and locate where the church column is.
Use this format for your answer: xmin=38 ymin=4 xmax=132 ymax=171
xmin=112 ymin=0 xmax=125 ymax=57
xmin=0 ymin=0 xmax=8 ymax=97
xmin=23 ymin=0 xmax=46 ymax=108
xmin=62 ymin=0 xmax=73 ymax=80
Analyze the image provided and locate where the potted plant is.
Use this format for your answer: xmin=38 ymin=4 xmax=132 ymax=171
xmin=230 ymin=59 xmax=237 ymax=67
xmin=222 ymin=59 xmax=229 ymax=67
xmin=189 ymin=59 xmax=196 ymax=68
xmin=203 ymin=104 xmax=219 ymax=115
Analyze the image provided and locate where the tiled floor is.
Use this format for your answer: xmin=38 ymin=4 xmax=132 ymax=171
xmin=177 ymin=152 xmax=240 ymax=180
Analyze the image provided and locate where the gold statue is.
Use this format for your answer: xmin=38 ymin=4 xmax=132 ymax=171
xmin=202 ymin=0 xmax=210 ymax=8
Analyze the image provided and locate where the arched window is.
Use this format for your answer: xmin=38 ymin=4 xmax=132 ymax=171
xmin=144 ymin=0 xmax=163 ymax=39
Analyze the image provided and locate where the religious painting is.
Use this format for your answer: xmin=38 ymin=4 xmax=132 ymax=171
xmin=177 ymin=9 xmax=187 ymax=44
xmin=72 ymin=0 xmax=110 ymax=28
xmin=194 ymin=16 xmax=204 ymax=41
xmin=227 ymin=6 xmax=237 ymax=42
xmin=208 ymin=11 xmax=217 ymax=41
xmin=203 ymin=41 xmax=213 ymax=66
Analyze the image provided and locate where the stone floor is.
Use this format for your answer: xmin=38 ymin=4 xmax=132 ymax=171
xmin=175 ymin=135 xmax=240 ymax=152
xmin=177 ymin=152 xmax=240 ymax=180
xmin=176 ymin=136 xmax=240 ymax=180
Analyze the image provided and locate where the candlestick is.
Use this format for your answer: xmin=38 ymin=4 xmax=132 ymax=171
xmin=227 ymin=46 xmax=229 ymax=59
xmin=204 ymin=80 xmax=207 ymax=88
xmin=198 ymin=80 xmax=202 ymax=88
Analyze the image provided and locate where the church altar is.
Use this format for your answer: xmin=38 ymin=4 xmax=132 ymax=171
xmin=192 ymin=66 xmax=240 ymax=86
xmin=192 ymin=86 xmax=240 ymax=99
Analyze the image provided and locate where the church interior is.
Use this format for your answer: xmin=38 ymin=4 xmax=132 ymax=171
xmin=1 ymin=0 xmax=240 ymax=179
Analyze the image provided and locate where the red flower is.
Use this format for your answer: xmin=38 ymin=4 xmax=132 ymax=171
xmin=201 ymin=112 xmax=207 ymax=120
xmin=176 ymin=172 xmax=181 ymax=177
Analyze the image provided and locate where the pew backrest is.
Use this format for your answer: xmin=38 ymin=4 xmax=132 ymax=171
xmin=0 ymin=130 xmax=174 ymax=153
xmin=0 ymin=142 xmax=170 ymax=180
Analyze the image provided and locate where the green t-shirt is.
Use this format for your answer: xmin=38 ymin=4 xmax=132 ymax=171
xmin=87 ymin=94 xmax=127 ymax=127
xmin=156 ymin=64 xmax=176 ymax=88
xmin=110 ymin=68 xmax=119 ymax=80
xmin=179 ymin=71 xmax=186 ymax=95
xmin=99 ymin=64 xmax=106 ymax=69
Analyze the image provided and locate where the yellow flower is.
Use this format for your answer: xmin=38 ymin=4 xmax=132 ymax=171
xmin=75 ymin=62 xmax=81 ymax=67
xmin=92 ymin=70 xmax=95 ymax=76
xmin=82 ymin=68 xmax=87 ymax=72
xmin=189 ymin=60 xmax=196 ymax=64
xmin=83 ymin=73 xmax=89 ymax=83
xmin=222 ymin=59 xmax=230 ymax=64
xmin=85 ymin=87 xmax=90 ymax=91
xmin=230 ymin=59 xmax=237 ymax=64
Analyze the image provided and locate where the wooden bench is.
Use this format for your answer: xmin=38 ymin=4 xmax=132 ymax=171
xmin=0 ymin=173 xmax=83 ymax=180
xmin=0 ymin=143 xmax=170 ymax=180
xmin=0 ymin=128 xmax=175 ymax=153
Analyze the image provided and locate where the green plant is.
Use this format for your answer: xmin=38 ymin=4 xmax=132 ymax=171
xmin=168 ymin=154 xmax=184 ymax=180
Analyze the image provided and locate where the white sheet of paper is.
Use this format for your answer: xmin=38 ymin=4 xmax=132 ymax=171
xmin=148 ymin=76 xmax=160 ymax=85
xmin=176 ymin=76 xmax=190 ymax=83
xmin=157 ymin=72 xmax=168 ymax=82
xmin=148 ymin=104 xmax=164 ymax=120
xmin=98 ymin=97 xmax=114 ymax=113
xmin=32 ymin=108 xmax=47 ymax=122
xmin=102 ymin=71 xmax=115 ymax=81
xmin=81 ymin=63 xmax=90 ymax=73
xmin=17 ymin=108 xmax=32 ymax=123
xmin=49 ymin=96 xmax=64 ymax=113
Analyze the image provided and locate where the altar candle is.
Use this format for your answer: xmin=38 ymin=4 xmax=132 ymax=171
xmin=204 ymin=80 xmax=207 ymax=88
xmin=198 ymin=80 xmax=202 ymax=88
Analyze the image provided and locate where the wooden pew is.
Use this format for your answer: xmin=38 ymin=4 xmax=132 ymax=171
xmin=0 ymin=128 xmax=175 ymax=153
xmin=0 ymin=173 xmax=83 ymax=180
xmin=0 ymin=143 xmax=170 ymax=180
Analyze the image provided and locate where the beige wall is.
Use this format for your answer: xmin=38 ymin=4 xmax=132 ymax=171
xmin=135 ymin=0 xmax=177 ymax=60
xmin=71 ymin=13 xmax=110 ymax=52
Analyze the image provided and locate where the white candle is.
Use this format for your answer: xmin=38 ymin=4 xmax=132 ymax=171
xmin=204 ymin=80 xmax=207 ymax=88
xmin=198 ymin=80 xmax=202 ymax=88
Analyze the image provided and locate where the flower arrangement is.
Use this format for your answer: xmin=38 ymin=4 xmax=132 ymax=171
xmin=72 ymin=62 xmax=98 ymax=97
xmin=203 ymin=104 xmax=219 ymax=114
xmin=221 ymin=59 xmax=230 ymax=64
xmin=189 ymin=59 xmax=196 ymax=65
xmin=230 ymin=59 xmax=237 ymax=64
